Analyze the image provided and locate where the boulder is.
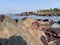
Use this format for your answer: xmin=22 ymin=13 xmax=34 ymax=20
xmin=58 ymin=21 xmax=60 ymax=24
xmin=0 ymin=15 xmax=52 ymax=45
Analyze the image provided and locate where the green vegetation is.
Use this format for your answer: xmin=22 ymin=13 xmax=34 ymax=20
xmin=37 ymin=8 xmax=60 ymax=15
xmin=37 ymin=8 xmax=60 ymax=12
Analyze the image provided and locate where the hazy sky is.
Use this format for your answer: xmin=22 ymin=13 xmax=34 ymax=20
xmin=0 ymin=0 xmax=60 ymax=14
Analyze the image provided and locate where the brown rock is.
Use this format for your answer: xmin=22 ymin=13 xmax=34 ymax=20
xmin=0 ymin=16 xmax=51 ymax=45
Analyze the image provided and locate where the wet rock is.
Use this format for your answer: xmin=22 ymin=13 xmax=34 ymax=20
xmin=15 ymin=19 xmax=18 ymax=23
xmin=0 ymin=15 xmax=5 ymax=22
xmin=0 ymin=36 xmax=28 ymax=45
xmin=58 ymin=21 xmax=60 ymax=24
xmin=45 ymin=28 xmax=60 ymax=45
xmin=36 ymin=19 xmax=41 ymax=21
xmin=40 ymin=35 xmax=48 ymax=45
xmin=43 ymin=19 xmax=49 ymax=22
xmin=21 ymin=17 xmax=28 ymax=20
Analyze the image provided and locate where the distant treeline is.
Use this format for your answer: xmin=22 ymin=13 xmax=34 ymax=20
xmin=37 ymin=8 xmax=60 ymax=12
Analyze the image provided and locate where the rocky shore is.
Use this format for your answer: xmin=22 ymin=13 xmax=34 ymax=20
xmin=16 ymin=11 xmax=60 ymax=16
xmin=17 ymin=8 xmax=60 ymax=16
xmin=0 ymin=15 xmax=60 ymax=45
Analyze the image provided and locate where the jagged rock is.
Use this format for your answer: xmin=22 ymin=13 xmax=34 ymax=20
xmin=0 ymin=15 xmax=52 ymax=45
xmin=45 ymin=28 xmax=60 ymax=45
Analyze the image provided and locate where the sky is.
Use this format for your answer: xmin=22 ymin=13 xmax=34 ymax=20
xmin=0 ymin=0 xmax=60 ymax=14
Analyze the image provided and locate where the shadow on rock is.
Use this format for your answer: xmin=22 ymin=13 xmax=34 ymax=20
xmin=0 ymin=15 xmax=5 ymax=22
xmin=40 ymin=35 xmax=48 ymax=45
xmin=0 ymin=35 xmax=28 ymax=45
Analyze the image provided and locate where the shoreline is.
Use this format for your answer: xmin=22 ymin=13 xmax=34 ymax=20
xmin=17 ymin=13 xmax=60 ymax=16
xmin=0 ymin=15 xmax=60 ymax=45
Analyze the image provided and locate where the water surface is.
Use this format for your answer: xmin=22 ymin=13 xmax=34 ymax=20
xmin=4 ymin=14 xmax=60 ymax=28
